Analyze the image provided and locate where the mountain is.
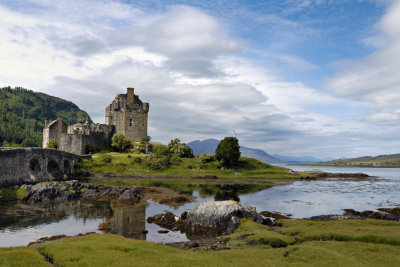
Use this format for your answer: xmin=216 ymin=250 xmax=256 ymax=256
xmin=0 ymin=86 xmax=92 ymax=147
xmin=187 ymin=139 xmax=284 ymax=164
xmin=187 ymin=138 xmax=220 ymax=155
xmin=272 ymin=154 xmax=334 ymax=164
xmin=314 ymin=153 xmax=400 ymax=167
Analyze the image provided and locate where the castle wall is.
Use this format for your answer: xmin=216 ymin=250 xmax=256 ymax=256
xmin=60 ymin=131 xmax=113 ymax=155
xmin=42 ymin=118 xmax=68 ymax=148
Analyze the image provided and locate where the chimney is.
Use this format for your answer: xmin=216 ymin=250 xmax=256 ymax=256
xmin=127 ymin=87 xmax=134 ymax=103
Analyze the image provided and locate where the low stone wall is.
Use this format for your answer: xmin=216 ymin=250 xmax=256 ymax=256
xmin=0 ymin=148 xmax=81 ymax=186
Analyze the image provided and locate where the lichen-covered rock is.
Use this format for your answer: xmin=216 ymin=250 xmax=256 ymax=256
xmin=147 ymin=212 xmax=183 ymax=231
xmin=21 ymin=181 xmax=142 ymax=203
xmin=183 ymin=200 xmax=269 ymax=237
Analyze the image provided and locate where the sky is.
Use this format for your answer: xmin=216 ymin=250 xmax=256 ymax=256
xmin=0 ymin=0 xmax=399 ymax=158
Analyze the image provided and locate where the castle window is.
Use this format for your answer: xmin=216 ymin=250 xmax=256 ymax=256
xmin=129 ymin=119 xmax=133 ymax=126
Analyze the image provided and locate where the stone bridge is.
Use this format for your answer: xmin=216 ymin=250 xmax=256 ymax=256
xmin=0 ymin=148 xmax=83 ymax=186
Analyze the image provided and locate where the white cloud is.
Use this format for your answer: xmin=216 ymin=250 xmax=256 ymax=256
xmin=325 ymin=0 xmax=400 ymax=119
xmin=1 ymin=0 xmax=399 ymax=158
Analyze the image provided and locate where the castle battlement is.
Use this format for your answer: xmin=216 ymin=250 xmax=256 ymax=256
xmin=105 ymin=87 xmax=149 ymax=140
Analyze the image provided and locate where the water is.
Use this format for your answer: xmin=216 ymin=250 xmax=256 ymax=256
xmin=1 ymin=166 xmax=399 ymax=247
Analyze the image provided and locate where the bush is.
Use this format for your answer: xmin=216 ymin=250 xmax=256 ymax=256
xmin=132 ymin=157 xmax=142 ymax=164
xmin=152 ymin=144 xmax=171 ymax=157
xmin=168 ymin=138 xmax=194 ymax=158
xmin=170 ymin=154 xmax=183 ymax=165
xmin=47 ymin=139 xmax=58 ymax=149
xmin=99 ymin=154 xmax=113 ymax=164
xmin=111 ymin=134 xmax=132 ymax=152
xmin=215 ymin=137 xmax=240 ymax=168
xmin=143 ymin=154 xmax=169 ymax=170
xmin=196 ymin=153 xmax=216 ymax=164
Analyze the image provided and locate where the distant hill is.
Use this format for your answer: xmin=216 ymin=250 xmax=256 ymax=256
xmin=0 ymin=86 xmax=92 ymax=147
xmin=272 ymin=154 xmax=334 ymax=164
xmin=187 ymin=139 xmax=284 ymax=164
xmin=312 ymin=153 xmax=400 ymax=167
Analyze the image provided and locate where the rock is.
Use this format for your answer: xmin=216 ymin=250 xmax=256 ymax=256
xmin=158 ymin=230 xmax=169 ymax=234
xmin=259 ymin=211 xmax=292 ymax=220
xmin=309 ymin=214 xmax=364 ymax=221
xmin=146 ymin=212 xmax=183 ymax=231
xmin=343 ymin=209 xmax=398 ymax=221
xmin=183 ymin=200 xmax=268 ymax=237
xmin=377 ymin=207 xmax=400 ymax=218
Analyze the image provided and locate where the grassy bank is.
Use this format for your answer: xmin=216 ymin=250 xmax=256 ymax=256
xmin=2 ymin=218 xmax=400 ymax=266
xmin=76 ymin=152 xmax=311 ymax=197
xmin=78 ymin=152 xmax=302 ymax=179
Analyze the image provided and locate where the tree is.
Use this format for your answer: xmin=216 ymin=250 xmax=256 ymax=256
xmin=168 ymin=138 xmax=194 ymax=158
xmin=215 ymin=137 xmax=240 ymax=168
xmin=47 ymin=139 xmax=58 ymax=149
xmin=111 ymin=134 xmax=132 ymax=152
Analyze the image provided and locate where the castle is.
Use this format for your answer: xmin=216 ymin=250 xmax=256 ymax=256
xmin=43 ymin=88 xmax=149 ymax=155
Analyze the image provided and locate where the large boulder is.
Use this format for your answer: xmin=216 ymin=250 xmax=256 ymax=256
xmin=182 ymin=200 xmax=269 ymax=237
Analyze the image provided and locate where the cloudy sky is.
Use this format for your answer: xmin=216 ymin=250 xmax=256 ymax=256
xmin=1 ymin=0 xmax=400 ymax=158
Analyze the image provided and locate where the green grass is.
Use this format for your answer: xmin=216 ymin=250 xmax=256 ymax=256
xmin=0 ymin=246 xmax=52 ymax=267
xmin=223 ymin=218 xmax=296 ymax=248
xmin=0 ymin=188 xmax=27 ymax=202
xmin=77 ymin=152 xmax=302 ymax=179
xmin=2 ymin=218 xmax=400 ymax=266
xmin=276 ymin=219 xmax=400 ymax=246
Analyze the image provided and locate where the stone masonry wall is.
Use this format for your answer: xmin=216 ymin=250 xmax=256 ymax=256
xmin=0 ymin=148 xmax=81 ymax=186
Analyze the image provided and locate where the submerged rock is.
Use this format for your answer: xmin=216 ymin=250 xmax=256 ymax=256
xmin=20 ymin=181 xmax=143 ymax=203
xmin=183 ymin=200 xmax=270 ymax=237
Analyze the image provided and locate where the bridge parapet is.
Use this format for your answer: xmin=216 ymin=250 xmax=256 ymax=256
xmin=0 ymin=148 xmax=82 ymax=186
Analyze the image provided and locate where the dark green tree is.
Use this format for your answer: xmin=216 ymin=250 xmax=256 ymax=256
xmin=215 ymin=137 xmax=241 ymax=168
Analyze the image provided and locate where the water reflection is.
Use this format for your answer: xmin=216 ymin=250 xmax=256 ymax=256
xmin=104 ymin=204 xmax=146 ymax=240
xmin=1 ymin=166 xmax=400 ymax=247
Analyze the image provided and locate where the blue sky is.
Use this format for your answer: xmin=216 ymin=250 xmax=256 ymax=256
xmin=0 ymin=0 xmax=399 ymax=158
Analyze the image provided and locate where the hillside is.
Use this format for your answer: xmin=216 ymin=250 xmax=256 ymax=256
xmin=272 ymin=154 xmax=334 ymax=164
xmin=312 ymin=153 xmax=400 ymax=167
xmin=0 ymin=86 xmax=92 ymax=147
xmin=187 ymin=139 xmax=284 ymax=164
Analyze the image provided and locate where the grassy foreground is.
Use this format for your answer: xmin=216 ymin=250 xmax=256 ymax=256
xmin=1 ymin=219 xmax=400 ymax=266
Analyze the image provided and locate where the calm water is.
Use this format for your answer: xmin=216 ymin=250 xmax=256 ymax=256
xmin=1 ymin=166 xmax=399 ymax=247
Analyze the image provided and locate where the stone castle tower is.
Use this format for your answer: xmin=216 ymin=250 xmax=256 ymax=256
xmin=105 ymin=88 xmax=149 ymax=140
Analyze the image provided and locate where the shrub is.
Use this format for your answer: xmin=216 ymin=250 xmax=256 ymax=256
xmin=143 ymin=154 xmax=169 ymax=170
xmin=152 ymin=144 xmax=171 ymax=157
xmin=196 ymin=153 xmax=216 ymax=164
xmin=111 ymin=134 xmax=132 ymax=152
xmin=170 ymin=154 xmax=183 ymax=165
xmin=215 ymin=137 xmax=240 ymax=168
xmin=99 ymin=154 xmax=113 ymax=164
xmin=47 ymin=139 xmax=58 ymax=149
xmin=168 ymin=138 xmax=194 ymax=158
xmin=132 ymin=157 xmax=142 ymax=164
